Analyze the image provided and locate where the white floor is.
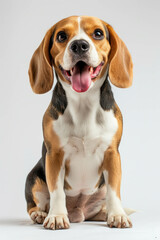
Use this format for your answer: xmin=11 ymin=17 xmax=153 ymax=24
xmin=0 ymin=212 xmax=160 ymax=240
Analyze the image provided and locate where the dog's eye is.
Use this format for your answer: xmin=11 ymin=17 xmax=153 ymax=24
xmin=57 ymin=31 xmax=67 ymax=43
xmin=93 ymin=29 xmax=104 ymax=40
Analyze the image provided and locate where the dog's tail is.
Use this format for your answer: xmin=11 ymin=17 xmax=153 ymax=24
xmin=124 ymin=208 xmax=136 ymax=215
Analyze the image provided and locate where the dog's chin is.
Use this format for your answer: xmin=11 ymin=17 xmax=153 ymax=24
xmin=59 ymin=61 xmax=104 ymax=93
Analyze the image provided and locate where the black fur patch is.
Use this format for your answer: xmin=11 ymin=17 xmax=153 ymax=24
xmin=51 ymin=77 xmax=68 ymax=117
xmin=25 ymin=143 xmax=46 ymax=211
xmin=100 ymin=76 xmax=115 ymax=111
xmin=49 ymin=105 xmax=59 ymax=120
xmin=98 ymin=174 xmax=105 ymax=188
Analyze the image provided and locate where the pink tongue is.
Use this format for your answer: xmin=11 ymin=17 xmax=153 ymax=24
xmin=71 ymin=64 xmax=91 ymax=92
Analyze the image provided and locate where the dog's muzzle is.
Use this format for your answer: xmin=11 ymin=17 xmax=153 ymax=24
xmin=60 ymin=39 xmax=104 ymax=93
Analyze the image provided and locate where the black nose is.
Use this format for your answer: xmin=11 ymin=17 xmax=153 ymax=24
xmin=70 ymin=39 xmax=90 ymax=55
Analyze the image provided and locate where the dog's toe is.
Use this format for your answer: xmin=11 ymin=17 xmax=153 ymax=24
xmin=107 ymin=214 xmax=132 ymax=228
xmin=43 ymin=214 xmax=70 ymax=230
xmin=31 ymin=211 xmax=47 ymax=224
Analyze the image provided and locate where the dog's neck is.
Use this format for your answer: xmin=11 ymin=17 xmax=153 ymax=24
xmin=51 ymin=69 xmax=115 ymax=124
xmin=62 ymin=71 xmax=104 ymax=106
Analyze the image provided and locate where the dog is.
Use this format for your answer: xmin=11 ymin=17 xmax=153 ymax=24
xmin=25 ymin=16 xmax=133 ymax=230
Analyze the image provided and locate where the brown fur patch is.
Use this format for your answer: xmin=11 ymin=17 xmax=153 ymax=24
xmin=103 ymin=147 xmax=121 ymax=198
xmin=43 ymin=108 xmax=64 ymax=192
xmin=28 ymin=25 xmax=55 ymax=94
xmin=28 ymin=206 xmax=39 ymax=215
xmin=102 ymin=104 xmax=123 ymax=198
xmin=103 ymin=22 xmax=133 ymax=88
xmin=32 ymin=178 xmax=47 ymax=205
xmin=64 ymin=180 xmax=72 ymax=190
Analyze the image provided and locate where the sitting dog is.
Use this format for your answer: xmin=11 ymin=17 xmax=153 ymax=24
xmin=25 ymin=16 xmax=133 ymax=230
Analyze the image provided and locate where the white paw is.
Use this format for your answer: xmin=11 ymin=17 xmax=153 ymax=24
xmin=107 ymin=213 xmax=132 ymax=228
xmin=43 ymin=214 xmax=70 ymax=230
xmin=31 ymin=211 xmax=47 ymax=224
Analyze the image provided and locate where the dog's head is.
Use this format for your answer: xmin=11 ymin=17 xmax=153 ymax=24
xmin=29 ymin=16 xmax=133 ymax=94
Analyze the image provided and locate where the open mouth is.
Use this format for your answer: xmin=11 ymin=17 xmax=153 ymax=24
xmin=60 ymin=61 xmax=104 ymax=93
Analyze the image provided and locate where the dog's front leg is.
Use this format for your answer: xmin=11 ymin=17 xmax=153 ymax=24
xmin=43 ymin=151 xmax=69 ymax=230
xmin=43 ymin=113 xmax=69 ymax=230
xmin=103 ymin=147 xmax=132 ymax=228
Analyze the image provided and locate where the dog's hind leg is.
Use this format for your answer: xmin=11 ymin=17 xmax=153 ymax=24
xmin=25 ymin=148 xmax=50 ymax=224
xmin=27 ymin=176 xmax=49 ymax=224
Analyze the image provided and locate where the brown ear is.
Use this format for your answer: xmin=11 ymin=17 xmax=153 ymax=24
xmin=106 ymin=24 xmax=133 ymax=88
xmin=28 ymin=26 xmax=55 ymax=94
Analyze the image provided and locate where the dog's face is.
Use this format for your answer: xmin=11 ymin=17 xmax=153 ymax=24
xmin=51 ymin=16 xmax=110 ymax=93
xmin=29 ymin=16 xmax=133 ymax=94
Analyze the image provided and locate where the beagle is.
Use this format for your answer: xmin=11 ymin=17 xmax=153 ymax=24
xmin=25 ymin=16 xmax=133 ymax=230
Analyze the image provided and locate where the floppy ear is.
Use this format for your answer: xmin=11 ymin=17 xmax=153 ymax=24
xmin=28 ymin=26 xmax=55 ymax=94
xmin=106 ymin=24 xmax=133 ymax=88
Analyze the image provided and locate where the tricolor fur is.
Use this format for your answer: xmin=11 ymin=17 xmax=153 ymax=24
xmin=25 ymin=16 xmax=133 ymax=230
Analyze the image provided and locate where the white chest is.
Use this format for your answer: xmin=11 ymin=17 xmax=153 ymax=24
xmin=53 ymin=82 xmax=118 ymax=196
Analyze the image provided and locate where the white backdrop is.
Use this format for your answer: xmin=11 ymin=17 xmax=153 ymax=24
xmin=0 ymin=0 xmax=160 ymax=235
